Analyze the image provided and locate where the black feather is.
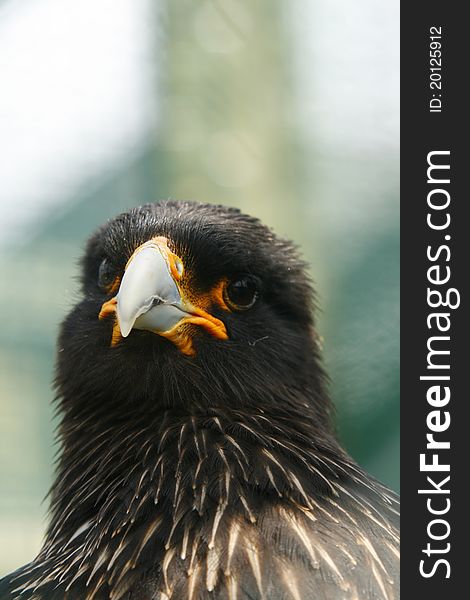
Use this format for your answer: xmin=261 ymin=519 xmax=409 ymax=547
xmin=0 ymin=201 xmax=399 ymax=600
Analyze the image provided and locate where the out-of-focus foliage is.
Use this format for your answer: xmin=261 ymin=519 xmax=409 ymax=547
xmin=0 ymin=0 xmax=398 ymax=575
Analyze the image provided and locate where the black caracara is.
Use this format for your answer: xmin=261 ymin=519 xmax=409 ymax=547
xmin=0 ymin=202 xmax=399 ymax=599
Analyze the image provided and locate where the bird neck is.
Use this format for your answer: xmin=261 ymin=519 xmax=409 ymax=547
xmin=46 ymin=401 xmax=349 ymax=545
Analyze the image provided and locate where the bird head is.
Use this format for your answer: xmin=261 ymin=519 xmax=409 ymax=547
xmin=57 ymin=202 xmax=328 ymax=421
xmin=3 ymin=202 xmax=398 ymax=600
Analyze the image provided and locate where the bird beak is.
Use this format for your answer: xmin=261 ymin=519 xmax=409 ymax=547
xmin=99 ymin=237 xmax=228 ymax=355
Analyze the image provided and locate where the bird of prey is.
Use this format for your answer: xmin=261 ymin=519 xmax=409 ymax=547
xmin=0 ymin=201 xmax=399 ymax=599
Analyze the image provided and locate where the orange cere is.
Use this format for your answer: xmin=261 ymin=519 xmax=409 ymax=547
xmin=126 ymin=236 xmax=184 ymax=283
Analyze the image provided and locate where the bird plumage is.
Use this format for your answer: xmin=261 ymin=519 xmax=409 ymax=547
xmin=0 ymin=202 xmax=399 ymax=599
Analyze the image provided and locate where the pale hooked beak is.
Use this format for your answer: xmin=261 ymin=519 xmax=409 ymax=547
xmin=117 ymin=239 xmax=185 ymax=337
xmin=99 ymin=237 xmax=228 ymax=355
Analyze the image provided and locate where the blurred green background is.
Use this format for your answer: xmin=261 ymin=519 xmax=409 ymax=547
xmin=0 ymin=0 xmax=399 ymax=575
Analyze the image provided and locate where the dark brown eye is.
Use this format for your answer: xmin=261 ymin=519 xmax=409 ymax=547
xmin=98 ymin=258 xmax=115 ymax=290
xmin=224 ymin=275 xmax=259 ymax=311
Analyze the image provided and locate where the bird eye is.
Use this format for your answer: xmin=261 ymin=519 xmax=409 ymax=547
xmin=224 ymin=275 xmax=259 ymax=311
xmin=98 ymin=258 xmax=115 ymax=290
